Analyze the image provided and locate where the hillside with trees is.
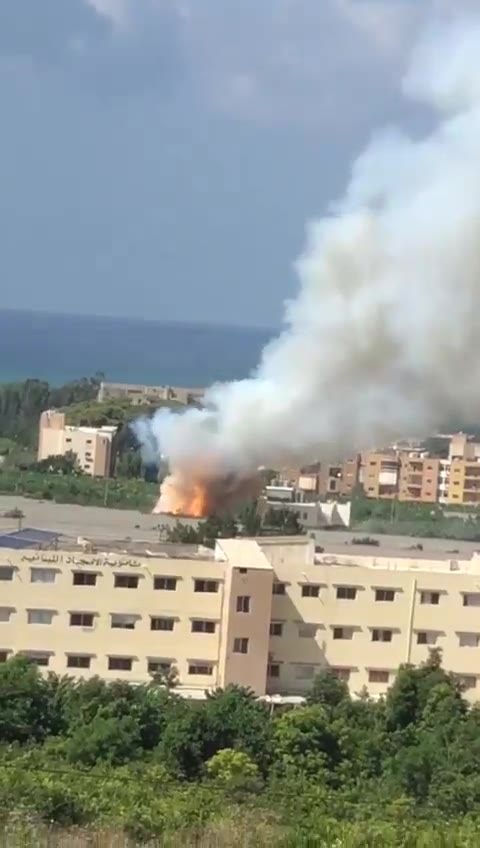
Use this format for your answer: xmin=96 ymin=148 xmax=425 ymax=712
xmin=1 ymin=650 xmax=480 ymax=844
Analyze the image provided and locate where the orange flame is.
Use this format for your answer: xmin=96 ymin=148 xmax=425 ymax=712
xmin=153 ymin=467 xmax=261 ymax=518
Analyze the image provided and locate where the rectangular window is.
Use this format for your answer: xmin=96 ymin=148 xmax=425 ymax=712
xmin=295 ymin=665 xmax=315 ymax=680
xmin=375 ymin=589 xmax=395 ymax=602
xmin=270 ymin=622 xmax=283 ymax=637
xmin=463 ymin=593 xmax=480 ymax=607
xmin=332 ymin=667 xmax=351 ymax=682
xmin=236 ymin=595 xmax=251 ymax=613
xmin=0 ymin=651 xmax=8 ymax=663
xmin=298 ymin=624 xmax=317 ymax=638
xmin=0 ymin=567 xmax=14 ymax=581
xmin=272 ymin=582 xmax=286 ymax=595
xmin=301 ymin=584 xmax=320 ymax=598
xmin=0 ymin=608 xmax=13 ymax=623
xmin=27 ymin=609 xmax=55 ymax=625
xmin=73 ymin=572 xmax=97 ymax=586
xmin=416 ymin=631 xmax=438 ymax=646
xmin=148 ymin=659 xmax=172 ymax=674
xmin=154 ymin=576 xmax=177 ymax=591
xmin=114 ymin=575 xmax=139 ymax=589
xmin=111 ymin=614 xmax=137 ymax=630
xmin=336 ymin=586 xmax=357 ymax=600
xmin=420 ymin=591 xmax=440 ymax=605
xmin=108 ymin=656 xmax=132 ymax=671
xmin=191 ymin=620 xmax=216 ymax=634
xmin=69 ymin=612 xmax=94 ymax=628
xmin=30 ymin=568 xmax=56 ymax=584
xmin=151 ymin=617 xmax=175 ymax=632
xmin=188 ymin=663 xmax=213 ymax=676
xmin=67 ymin=655 xmax=91 ymax=669
xmin=267 ymin=663 xmax=280 ymax=678
xmin=458 ymin=632 xmax=480 ymax=648
xmin=368 ymin=669 xmax=389 ymax=684
xmin=194 ymin=579 xmax=218 ymax=593
xmin=457 ymin=675 xmax=477 ymax=690
xmin=239 ymin=568 xmax=248 ymax=574
xmin=233 ymin=637 xmax=249 ymax=654
xmin=333 ymin=627 xmax=353 ymax=640
xmin=25 ymin=653 xmax=50 ymax=667
xmin=371 ymin=629 xmax=393 ymax=643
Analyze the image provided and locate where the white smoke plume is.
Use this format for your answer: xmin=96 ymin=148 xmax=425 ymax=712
xmin=135 ymin=16 xmax=480 ymax=497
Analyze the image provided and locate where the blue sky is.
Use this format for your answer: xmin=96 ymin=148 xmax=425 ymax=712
xmin=0 ymin=0 xmax=469 ymax=327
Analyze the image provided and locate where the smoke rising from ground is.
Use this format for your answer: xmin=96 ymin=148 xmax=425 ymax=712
xmin=134 ymin=16 xmax=480 ymax=510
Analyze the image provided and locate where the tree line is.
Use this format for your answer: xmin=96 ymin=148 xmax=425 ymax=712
xmin=1 ymin=650 xmax=480 ymax=844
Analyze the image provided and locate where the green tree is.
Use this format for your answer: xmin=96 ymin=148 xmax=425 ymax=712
xmin=307 ymin=669 xmax=350 ymax=711
xmin=272 ymin=705 xmax=343 ymax=780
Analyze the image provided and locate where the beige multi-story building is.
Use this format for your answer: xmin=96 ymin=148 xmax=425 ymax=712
xmin=97 ymin=382 xmax=204 ymax=407
xmin=2 ymin=536 xmax=480 ymax=701
xmin=398 ymin=455 xmax=442 ymax=503
xmin=38 ymin=411 xmax=117 ymax=477
xmin=360 ymin=452 xmax=400 ymax=499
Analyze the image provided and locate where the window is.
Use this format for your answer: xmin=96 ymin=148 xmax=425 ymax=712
xmin=148 ymin=659 xmax=172 ymax=674
xmin=114 ymin=575 xmax=139 ymax=589
xmin=0 ymin=651 xmax=8 ymax=663
xmin=295 ymin=665 xmax=315 ymax=680
xmin=67 ymin=655 xmax=91 ymax=669
xmin=236 ymin=595 xmax=251 ymax=613
xmin=270 ymin=622 xmax=283 ymax=637
xmin=31 ymin=568 xmax=56 ymax=584
xmin=194 ymin=579 xmax=218 ymax=593
xmin=375 ymin=589 xmax=395 ymax=602
xmin=458 ymin=632 xmax=480 ymax=648
xmin=154 ymin=576 xmax=177 ymax=591
xmin=27 ymin=609 xmax=55 ymax=625
xmin=371 ymin=629 xmax=393 ymax=643
xmin=239 ymin=568 xmax=248 ymax=574
xmin=191 ymin=620 xmax=216 ymax=634
xmin=86 ymin=439 xmax=92 ymax=445
xmin=73 ymin=572 xmax=97 ymax=586
xmin=70 ymin=612 xmax=94 ymax=628
xmin=417 ymin=631 xmax=438 ymax=646
xmin=188 ymin=663 xmax=213 ymax=676
xmin=267 ymin=663 xmax=280 ymax=678
xmin=0 ymin=608 xmax=13 ymax=623
xmin=272 ymin=582 xmax=286 ymax=595
xmin=0 ymin=566 xmax=14 ymax=581
xmin=111 ymin=614 xmax=137 ymax=630
xmin=368 ymin=669 xmax=389 ymax=684
xmin=151 ymin=617 xmax=175 ymax=632
xmin=332 ymin=667 xmax=351 ymax=682
xmin=336 ymin=586 xmax=357 ymax=600
xmin=298 ymin=624 xmax=317 ymax=638
xmin=333 ymin=627 xmax=353 ymax=640
xmin=457 ymin=675 xmax=477 ymax=690
xmin=233 ymin=637 xmax=249 ymax=654
xmin=420 ymin=591 xmax=440 ymax=605
xmin=463 ymin=593 xmax=480 ymax=607
xmin=24 ymin=652 xmax=50 ymax=667
xmin=108 ymin=656 xmax=132 ymax=671
xmin=301 ymin=584 xmax=320 ymax=598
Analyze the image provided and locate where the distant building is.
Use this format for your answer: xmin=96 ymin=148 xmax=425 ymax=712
xmin=38 ymin=411 xmax=117 ymax=478
xmin=97 ymin=381 xmax=204 ymax=407
xmin=360 ymin=452 xmax=400 ymax=499
xmin=2 ymin=535 xmax=480 ymax=702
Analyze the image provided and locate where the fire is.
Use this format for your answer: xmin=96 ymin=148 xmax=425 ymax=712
xmin=153 ymin=467 xmax=261 ymax=518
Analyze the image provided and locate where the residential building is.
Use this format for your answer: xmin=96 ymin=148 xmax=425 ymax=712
xmin=97 ymin=382 xmax=204 ymax=407
xmin=294 ymin=458 xmax=360 ymax=499
xmin=398 ymin=455 xmax=442 ymax=503
xmin=360 ymin=452 xmax=400 ymax=498
xmin=38 ymin=411 xmax=117 ymax=477
xmin=2 ymin=536 xmax=480 ymax=702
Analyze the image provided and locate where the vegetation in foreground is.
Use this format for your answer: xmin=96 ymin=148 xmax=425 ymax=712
xmin=1 ymin=650 xmax=480 ymax=845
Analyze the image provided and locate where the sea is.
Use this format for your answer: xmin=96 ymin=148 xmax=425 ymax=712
xmin=0 ymin=309 xmax=274 ymax=388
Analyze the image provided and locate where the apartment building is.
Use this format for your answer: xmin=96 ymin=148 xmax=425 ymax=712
xmin=360 ymin=452 xmax=400 ymax=498
xmin=97 ymin=382 xmax=204 ymax=407
xmin=2 ymin=536 xmax=480 ymax=702
xmin=38 ymin=411 xmax=117 ymax=477
xmin=294 ymin=458 xmax=360 ymax=499
xmin=398 ymin=456 xmax=442 ymax=503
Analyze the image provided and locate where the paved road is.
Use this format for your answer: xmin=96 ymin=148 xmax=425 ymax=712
xmin=0 ymin=496 xmax=198 ymax=541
